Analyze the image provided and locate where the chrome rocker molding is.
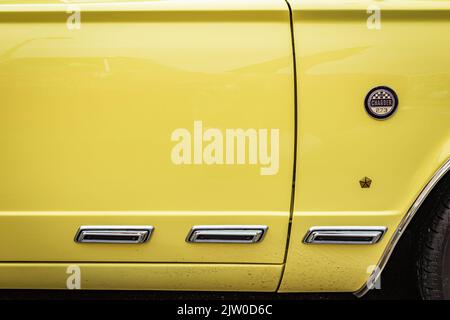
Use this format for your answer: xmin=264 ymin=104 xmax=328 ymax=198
xmin=354 ymin=158 xmax=450 ymax=298
xmin=75 ymin=226 xmax=154 ymax=244
xmin=186 ymin=225 xmax=268 ymax=244
xmin=303 ymin=227 xmax=387 ymax=245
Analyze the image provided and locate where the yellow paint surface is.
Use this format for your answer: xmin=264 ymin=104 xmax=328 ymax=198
xmin=280 ymin=0 xmax=450 ymax=292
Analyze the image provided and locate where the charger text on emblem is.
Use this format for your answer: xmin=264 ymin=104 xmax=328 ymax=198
xmin=364 ymin=86 xmax=398 ymax=119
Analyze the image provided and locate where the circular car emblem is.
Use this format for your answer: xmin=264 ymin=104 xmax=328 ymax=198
xmin=364 ymin=86 xmax=399 ymax=119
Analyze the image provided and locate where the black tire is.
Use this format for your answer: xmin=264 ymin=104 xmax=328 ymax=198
xmin=416 ymin=177 xmax=450 ymax=300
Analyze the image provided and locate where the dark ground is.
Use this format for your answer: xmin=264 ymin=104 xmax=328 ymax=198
xmin=0 ymin=289 xmax=420 ymax=301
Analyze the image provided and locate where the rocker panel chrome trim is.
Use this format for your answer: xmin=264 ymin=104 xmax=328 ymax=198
xmin=354 ymin=158 xmax=450 ymax=297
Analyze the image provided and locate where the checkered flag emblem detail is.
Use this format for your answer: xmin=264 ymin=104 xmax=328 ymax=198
xmin=373 ymin=91 xmax=391 ymax=99
xmin=364 ymin=86 xmax=399 ymax=119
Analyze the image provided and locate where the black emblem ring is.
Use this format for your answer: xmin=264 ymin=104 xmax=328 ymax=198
xmin=364 ymin=86 xmax=399 ymax=120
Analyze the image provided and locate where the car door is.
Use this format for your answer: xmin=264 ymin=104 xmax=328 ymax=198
xmin=0 ymin=0 xmax=295 ymax=290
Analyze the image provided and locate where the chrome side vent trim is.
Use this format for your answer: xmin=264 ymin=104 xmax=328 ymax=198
xmin=75 ymin=226 xmax=153 ymax=244
xmin=303 ymin=227 xmax=387 ymax=245
xmin=186 ymin=225 xmax=268 ymax=244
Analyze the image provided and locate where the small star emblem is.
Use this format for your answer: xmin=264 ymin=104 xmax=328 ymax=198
xmin=359 ymin=177 xmax=372 ymax=188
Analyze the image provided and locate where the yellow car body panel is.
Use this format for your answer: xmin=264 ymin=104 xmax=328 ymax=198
xmin=0 ymin=0 xmax=449 ymax=294
xmin=0 ymin=0 xmax=294 ymax=272
xmin=0 ymin=263 xmax=283 ymax=291
xmin=279 ymin=0 xmax=450 ymax=292
xmin=0 ymin=211 xmax=289 ymax=263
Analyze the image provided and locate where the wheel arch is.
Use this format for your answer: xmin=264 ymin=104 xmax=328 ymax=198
xmin=354 ymin=158 xmax=450 ymax=297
